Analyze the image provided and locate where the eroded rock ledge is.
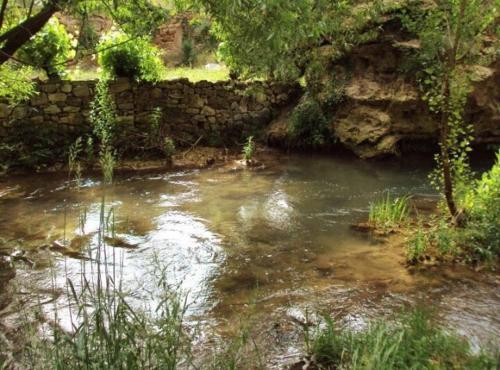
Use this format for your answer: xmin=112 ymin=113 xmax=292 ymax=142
xmin=267 ymin=22 xmax=499 ymax=159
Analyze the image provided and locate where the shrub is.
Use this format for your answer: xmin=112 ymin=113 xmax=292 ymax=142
xmin=17 ymin=18 xmax=74 ymax=78
xmin=98 ymin=33 xmax=165 ymax=82
xmin=458 ymin=150 xmax=500 ymax=260
xmin=181 ymin=38 xmax=197 ymax=67
xmin=368 ymin=193 xmax=410 ymax=231
xmin=289 ymin=97 xmax=330 ymax=148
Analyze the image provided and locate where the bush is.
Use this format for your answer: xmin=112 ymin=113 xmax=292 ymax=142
xmin=181 ymin=38 xmax=197 ymax=67
xmin=462 ymin=150 xmax=500 ymax=259
xmin=289 ymin=97 xmax=330 ymax=148
xmin=17 ymin=18 xmax=74 ymax=78
xmin=98 ymin=33 xmax=165 ymax=82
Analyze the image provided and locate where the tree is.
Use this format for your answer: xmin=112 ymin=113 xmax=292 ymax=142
xmin=0 ymin=0 xmax=168 ymax=102
xmin=402 ymin=0 xmax=498 ymax=223
xmin=176 ymin=0 xmax=396 ymax=80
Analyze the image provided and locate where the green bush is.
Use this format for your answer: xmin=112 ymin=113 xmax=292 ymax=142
xmin=98 ymin=33 xmax=165 ymax=82
xmin=181 ymin=38 xmax=197 ymax=67
xmin=17 ymin=18 xmax=74 ymax=78
xmin=289 ymin=97 xmax=330 ymax=148
xmin=462 ymin=150 xmax=500 ymax=259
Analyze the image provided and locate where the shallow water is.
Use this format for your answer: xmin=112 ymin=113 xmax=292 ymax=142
xmin=0 ymin=154 xmax=498 ymax=353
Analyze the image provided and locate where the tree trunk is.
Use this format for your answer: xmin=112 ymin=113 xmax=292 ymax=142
xmin=440 ymin=70 xmax=459 ymax=220
xmin=0 ymin=3 xmax=58 ymax=65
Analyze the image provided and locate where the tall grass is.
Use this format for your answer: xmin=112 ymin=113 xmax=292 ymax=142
xmin=368 ymin=193 xmax=410 ymax=230
xmin=306 ymin=309 xmax=498 ymax=369
xmin=21 ymin=198 xmax=191 ymax=369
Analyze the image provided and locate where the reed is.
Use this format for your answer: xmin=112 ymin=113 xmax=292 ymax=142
xmin=306 ymin=308 xmax=498 ymax=369
xmin=368 ymin=193 xmax=410 ymax=230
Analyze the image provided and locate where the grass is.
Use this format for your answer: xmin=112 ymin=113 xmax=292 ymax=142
xmin=306 ymin=308 xmax=499 ymax=369
xmin=406 ymin=224 xmax=428 ymax=262
xmin=20 ymin=200 xmax=191 ymax=370
xmin=162 ymin=66 xmax=229 ymax=82
xmin=368 ymin=193 xmax=410 ymax=230
xmin=65 ymin=66 xmax=230 ymax=82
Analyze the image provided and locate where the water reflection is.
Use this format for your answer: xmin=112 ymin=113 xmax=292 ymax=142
xmin=1 ymin=154 xmax=498 ymax=346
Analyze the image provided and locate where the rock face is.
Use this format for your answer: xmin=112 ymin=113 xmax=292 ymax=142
xmin=267 ymin=21 xmax=499 ymax=158
xmin=330 ymin=37 xmax=499 ymax=158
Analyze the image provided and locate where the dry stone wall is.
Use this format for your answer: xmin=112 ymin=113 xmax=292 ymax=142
xmin=0 ymin=78 xmax=300 ymax=158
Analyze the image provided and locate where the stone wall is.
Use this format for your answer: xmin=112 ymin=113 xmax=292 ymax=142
xmin=0 ymin=79 xmax=300 ymax=159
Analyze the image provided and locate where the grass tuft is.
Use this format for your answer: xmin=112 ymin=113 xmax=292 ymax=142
xmin=369 ymin=193 xmax=410 ymax=230
xmin=306 ymin=308 xmax=499 ymax=369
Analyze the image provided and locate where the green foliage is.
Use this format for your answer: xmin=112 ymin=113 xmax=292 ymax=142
xmin=68 ymin=136 xmax=83 ymax=187
xmin=289 ymin=97 xmax=330 ymax=148
xmin=77 ymin=21 xmax=99 ymax=54
xmin=90 ymin=79 xmax=117 ymax=183
xmin=407 ymin=225 xmax=428 ymax=262
xmin=306 ymin=308 xmax=498 ymax=369
xmin=17 ymin=18 xmax=74 ymax=79
xmin=98 ymin=33 xmax=165 ymax=82
xmin=0 ymin=63 xmax=36 ymax=105
xmin=461 ymin=151 xmax=500 ymax=260
xmin=242 ymin=136 xmax=255 ymax=162
xmin=163 ymin=137 xmax=176 ymax=160
xmin=178 ymin=0 xmax=400 ymax=80
xmin=400 ymin=0 xmax=498 ymax=218
xmin=181 ymin=38 xmax=197 ymax=67
xmin=368 ymin=193 xmax=410 ymax=230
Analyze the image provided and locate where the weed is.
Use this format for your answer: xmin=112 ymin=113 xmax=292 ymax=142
xmin=368 ymin=193 xmax=410 ymax=230
xmin=68 ymin=137 xmax=83 ymax=187
xmin=242 ymin=136 xmax=255 ymax=162
xmin=90 ymin=79 xmax=117 ymax=184
xmin=163 ymin=137 xmax=176 ymax=161
xmin=407 ymin=225 xmax=428 ymax=262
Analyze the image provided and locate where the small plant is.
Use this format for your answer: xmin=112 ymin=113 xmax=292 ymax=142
xmin=68 ymin=137 xmax=83 ymax=187
xmin=407 ymin=225 xmax=428 ymax=262
xmin=289 ymin=97 xmax=330 ymax=148
xmin=90 ymin=79 xmax=118 ymax=184
xmin=163 ymin=137 xmax=176 ymax=161
xmin=17 ymin=18 xmax=74 ymax=79
xmin=242 ymin=136 xmax=255 ymax=162
xmin=98 ymin=33 xmax=166 ymax=82
xmin=181 ymin=37 xmax=197 ymax=67
xmin=368 ymin=193 xmax=410 ymax=230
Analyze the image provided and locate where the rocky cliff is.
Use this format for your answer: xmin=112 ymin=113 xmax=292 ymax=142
xmin=267 ymin=20 xmax=499 ymax=158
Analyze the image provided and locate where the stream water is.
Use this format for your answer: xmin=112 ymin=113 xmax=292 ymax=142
xmin=0 ymin=154 xmax=498 ymax=362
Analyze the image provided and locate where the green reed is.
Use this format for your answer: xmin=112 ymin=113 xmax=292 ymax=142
xmin=368 ymin=193 xmax=410 ymax=230
xmin=305 ymin=308 xmax=499 ymax=369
